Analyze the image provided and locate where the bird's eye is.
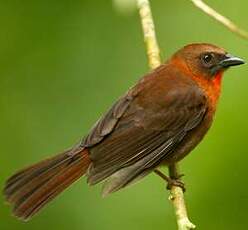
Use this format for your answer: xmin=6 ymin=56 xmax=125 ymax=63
xmin=203 ymin=54 xmax=213 ymax=64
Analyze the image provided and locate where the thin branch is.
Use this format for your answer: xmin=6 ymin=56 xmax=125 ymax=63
xmin=169 ymin=165 xmax=196 ymax=230
xmin=190 ymin=0 xmax=248 ymax=40
xmin=136 ymin=0 xmax=195 ymax=229
xmin=136 ymin=0 xmax=161 ymax=69
xmin=169 ymin=187 xmax=196 ymax=230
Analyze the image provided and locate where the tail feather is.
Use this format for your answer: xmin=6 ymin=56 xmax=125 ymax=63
xmin=6 ymin=153 xmax=73 ymax=203
xmin=3 ymin=149 xmax=90 ymax=221
xmin=5 ymin=152 xmax=68 ymax=197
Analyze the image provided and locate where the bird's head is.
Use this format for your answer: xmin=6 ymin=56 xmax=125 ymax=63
xmin=169 ymin=43 xmax=245 ymax=104
xmin=171 ymin=43 xmax=245 ymax=81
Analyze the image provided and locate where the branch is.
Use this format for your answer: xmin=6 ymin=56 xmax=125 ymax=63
xmin=136 ymin=0 xmax=195 ymax=229
xmin=169 ymin=187 xmax=196 ymax=230
xmin=168 ymin=165 xmax=196 ymax=230
xmin=136 ymin=0 xmax=161 ymax=69
xmin=190 ymin=0 xmax=248 ymax=40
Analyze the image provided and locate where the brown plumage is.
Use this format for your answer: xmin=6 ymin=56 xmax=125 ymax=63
xmin=3 ymin=43 xmax=244 ymax=220
xmin=4 ymin=149 xmax=90 ymax=220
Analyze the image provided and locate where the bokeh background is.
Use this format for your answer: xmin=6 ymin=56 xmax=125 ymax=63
xmin=0 ymin=0 xmax=247 ymax=229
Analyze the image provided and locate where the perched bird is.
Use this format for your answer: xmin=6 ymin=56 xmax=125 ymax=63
xmin=3 ymin=43 xmax=245 ymax=221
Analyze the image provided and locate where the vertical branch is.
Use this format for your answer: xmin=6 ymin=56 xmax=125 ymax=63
xmin=136 ymin=0 xmax=161 ymax=69
xmin=136 ymin=0 xmax=195 ymax=229
xmin=169 ymin=187 xmax=196 ymax=230
xmin=169 ymin=165 xmax=196 ymax=230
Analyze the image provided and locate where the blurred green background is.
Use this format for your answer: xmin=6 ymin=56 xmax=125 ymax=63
xmin=0 ymin=0 xmax=247 ymax=229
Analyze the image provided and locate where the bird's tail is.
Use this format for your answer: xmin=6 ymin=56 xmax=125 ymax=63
xmin=3 ymin=148 xmax=91 ymax=221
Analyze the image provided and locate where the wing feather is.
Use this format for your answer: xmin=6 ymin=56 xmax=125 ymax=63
xmin=80 ymin=70 xmax=208 ymax=192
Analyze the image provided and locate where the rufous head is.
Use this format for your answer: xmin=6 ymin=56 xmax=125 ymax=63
xmin=169 ymin=43 xmax=245 ymax=105
xmin=170 ymin=43 xmax=245 ymax=80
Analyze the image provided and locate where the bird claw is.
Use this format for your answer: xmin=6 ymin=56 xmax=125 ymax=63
xmin=166 ymin=178 xmax=186 ymax=192
xmin=177 ymin=173 xmax=185 ymax=179
xmin=154 ymin=169 xmax=186 ymax=192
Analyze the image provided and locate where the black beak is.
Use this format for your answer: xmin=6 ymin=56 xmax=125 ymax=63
xmin=219 ymin=54 xmax=245 ymax=68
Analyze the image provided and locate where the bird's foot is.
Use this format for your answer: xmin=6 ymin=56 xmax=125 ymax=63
xmin=166 ymin=177 xmax=186 ymax=192
xmin=154 ymin=169 xmax=186 ymax=192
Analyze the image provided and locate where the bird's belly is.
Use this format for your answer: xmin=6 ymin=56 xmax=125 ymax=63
xmin=162 ymin=112 xmax=214 ymax=165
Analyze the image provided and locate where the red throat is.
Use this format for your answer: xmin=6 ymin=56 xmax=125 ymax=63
xmin=212 ymin=71 xmax=223 ymax=88
xmin=206 ymin=71 xmax=223 ymax=106
xmin=192 ymin=71 xmax=223 ymax=107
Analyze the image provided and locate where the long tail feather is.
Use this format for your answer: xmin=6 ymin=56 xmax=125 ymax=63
xmin=3 ymin=148 xmax=91 ymax=221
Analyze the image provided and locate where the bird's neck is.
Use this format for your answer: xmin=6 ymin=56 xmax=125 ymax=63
xmin=170 ymin=57 xmax=222 ymax=107
xmin=194 ymin=72 xmax=222 ymax=108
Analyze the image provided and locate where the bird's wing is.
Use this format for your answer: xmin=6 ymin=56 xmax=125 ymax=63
xmin=80 ymin=71 xmax=208 ymax=192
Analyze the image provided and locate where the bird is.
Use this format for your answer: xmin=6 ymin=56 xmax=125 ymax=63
xmin=3 ymin=43 xmax=245 ymax=221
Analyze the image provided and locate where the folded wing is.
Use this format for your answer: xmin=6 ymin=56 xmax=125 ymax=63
xmin=80 ymin=71 xmax=208 ymax=194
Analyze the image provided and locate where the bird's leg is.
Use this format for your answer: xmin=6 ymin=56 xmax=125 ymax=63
xmin=168 ymin=164 xmax=185 ymax=192
xmin=154 ymin=165 xmax=185 ymax=192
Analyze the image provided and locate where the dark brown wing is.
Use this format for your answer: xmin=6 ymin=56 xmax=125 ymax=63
xmin=81 ymin=68 xmax=208 ymax=194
